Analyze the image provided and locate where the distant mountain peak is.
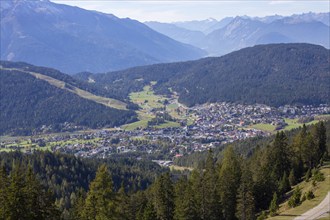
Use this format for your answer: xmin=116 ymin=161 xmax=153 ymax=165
xmin=205 ymin=17 xmax=217 ymax=22
xmin=1 ymin=0 xmax=205 ymax=74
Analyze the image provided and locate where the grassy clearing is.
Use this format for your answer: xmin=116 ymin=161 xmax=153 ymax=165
xmin=283 ymin=118 xmax=320 ymax=131
xmin=33 ymin=72 xmax=127 ymax=110
xmin=249 ymin=116 xmax=328 ymax=133
xmin=250 ymin=123 xmax=276 ymax=132
xmin=123 ymin=84 xmax=166 ymax=130
xmin=169 ymin=165 xmax=193 ymax=171
xmin=268 ymin=165 xmax=330 ymax=220
xmin=121 ymin=119 xmax=149 ymax=130
xmin=129 ymin=85 xmax=165 ymax=109
xmin=124 ymin=84 xmax=195 ymax=130
xmin=73 ymin=87 xmax=127 ymax=110
xmin=2 ymin=68 xmax=127 ymax=110
xmin=0 ymin=137 xmax=103 ymax=153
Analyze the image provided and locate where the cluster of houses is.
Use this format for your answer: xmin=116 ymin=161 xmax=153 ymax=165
xmin=1 ymin=103 xmax=329 ymax=161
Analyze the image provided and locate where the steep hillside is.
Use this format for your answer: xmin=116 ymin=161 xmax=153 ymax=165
xmin=144 ymin=22 xmax=205 ymax=48
xmin=0 ymin=61 xmax=128 ymax=102
xmin=146 ymin=13 xmax=329 ymax=56
xmin=78 ymin=43 xmax=330 ymax=107
xmin=0 ymin=0 xmax=205 ymax=74
xmin=0 ymin=63 xmax=137 ymax=135
xmin=173 ymin=18 xmax=221 ymax=34
xmin=205 ymin=16 xmax=329 ymax=55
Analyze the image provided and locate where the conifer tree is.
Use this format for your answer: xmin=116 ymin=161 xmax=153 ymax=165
xmin=302 ymin=133 xmax=318 ymax=169
xmin=269 ymin=192 xmax=279 ymax=216
xmin=6 ymin=162 xmax=29 ymax=220
xmin=174 ymin=177 xmax=188 ymax=220
xmin=278 ymin=171 xmax=290 ymax=195
xmin=24 ymin=165 xmax=59 ymax=219
xmin=143 ymin=200 xmax=157 ymax=220
xmin=182 ymin=182 xmax=199 ymax=220
xmin=291 ymin=125 xmax=306 ymax=178
xmin=250 ymin=147 xmax=277 ymax=211
xmin=82 ymin=164 xmax=116 ymax=220
xmin=203 ymin=150 xmax=222 ymax=220
xmin=3 ymin=162 xmax=59 ymax=220
xmin=236 ymin=166 xmax=255 ymax=220
xmin=270 ymin=131 xmax=291 ymax=181
xmin=70 ymin=188 xmax=86 ymax=220
xmin=189 ymin=169 xmax=203 ymax=219
xmin=152 ymin=172 xmax=174 ymax=220
xmin=128 ymin=191 xmax=148 ymax=220
xmin=288 ymin=169 xmax=296 ymax=186
xmin=312 ymin=122 xmax=327 ymax=163
xmin=174 ymin=176 xmax=200 ymax=220
xmin=218 ymin=146 xmax=241 ymax=220
xmin=0 ymin=165 xmax=9 ymax=219
xmin=116 ymin=183 xmax=130 ymax=220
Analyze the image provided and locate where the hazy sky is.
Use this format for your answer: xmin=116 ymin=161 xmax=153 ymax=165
xmin=51 ymin=0 xmax=330 ymax=22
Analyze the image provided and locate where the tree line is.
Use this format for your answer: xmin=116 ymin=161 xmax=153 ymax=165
xmin=69 ymin=122 xmax=328 ymax=220
xmin=0 ymin=121 xmax=328 ymax=219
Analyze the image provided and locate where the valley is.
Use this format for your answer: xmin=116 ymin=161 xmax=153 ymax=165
xmin=1 ymin=80 xmax=328 ymax=164
xmin=0 ymin=1 xmax=329 ymax=219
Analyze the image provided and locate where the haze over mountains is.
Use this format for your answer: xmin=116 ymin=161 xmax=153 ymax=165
xmin=2 ymin=43 xmax=329 ymax=134
xmin=146 ymin=12 xmax=330 ymax=56
xmin=0 ymin=0 xmax=204 ymax=74
xmin=77 ymin=43 xmax=330 ymax=107
xmin=1 ymin=0 xmax=329 ymax=74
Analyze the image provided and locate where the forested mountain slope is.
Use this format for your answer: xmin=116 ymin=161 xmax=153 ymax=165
xmin=77 ymin=43 xmax=330 ymax=107
xmin=0 ymin=62 xmax=137 ymax=135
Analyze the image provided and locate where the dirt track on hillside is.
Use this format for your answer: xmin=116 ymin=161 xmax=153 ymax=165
xmin=294 ymin=192 xmax=330 ymax=220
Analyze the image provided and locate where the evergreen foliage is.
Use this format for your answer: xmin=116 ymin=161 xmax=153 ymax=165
xmin=0 ymin=67 xmax=137 ymax=135
xmin=0 ymin=163 xmax=60 ymax=219
xmin=236 ymin=166 xmax=255 ymax=220
xmin=269 ymin=192 xmax=279 ymax=216
xmin=218 ymin=147 xmax=241 ymax=220
xmin=0 ymin=121 xmax=328 ymax=219
xmin=0 ymin=151 xmax=165 ymax=218
xmin=278 ymin=172 xmax=291 ymax=195
xmin=288 ymin=187 xmax=302 ymax=208
xmin=82 ymin=164 xmax=116 ymax=219
xmin=81 ymin=44 xmax=330 ymax=107
xmin=289 ymin=169 xmax=297 ymax=186
xmin=151 ymin=172 xmax=174 ymax=220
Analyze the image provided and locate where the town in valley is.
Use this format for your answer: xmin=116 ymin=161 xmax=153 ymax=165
xmin=1 ymin=101 xmax=329 ymax=165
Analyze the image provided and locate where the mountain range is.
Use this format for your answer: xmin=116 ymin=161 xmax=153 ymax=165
xmin=77 ymin=43 xmax=330 ymax=107
xmin=145 ymin=12 xmax=330 ymax=56
xmin=0 ymin=0 xmax=205 ymax=74
xmin=1 ymin=43 xmax=329 ymax=134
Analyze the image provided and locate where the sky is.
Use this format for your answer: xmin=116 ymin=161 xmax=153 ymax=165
xmin=50 ymin=0 xmax=330 ymax=22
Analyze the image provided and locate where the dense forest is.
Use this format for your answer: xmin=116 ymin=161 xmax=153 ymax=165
xmin=0 ymin=67 xmax=137 ymax=135
xmin=0 ymin=151 xmax=166 ymax=219
xmin=0 ymin=61 xmax=125 ymax=101
xmin=175 ymin=120 xmax=330 ymax=168
xmin=77 ymin=43 xmax=330 ymax=107
xmin=0 ymin=121 xmax=328 ymax=219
